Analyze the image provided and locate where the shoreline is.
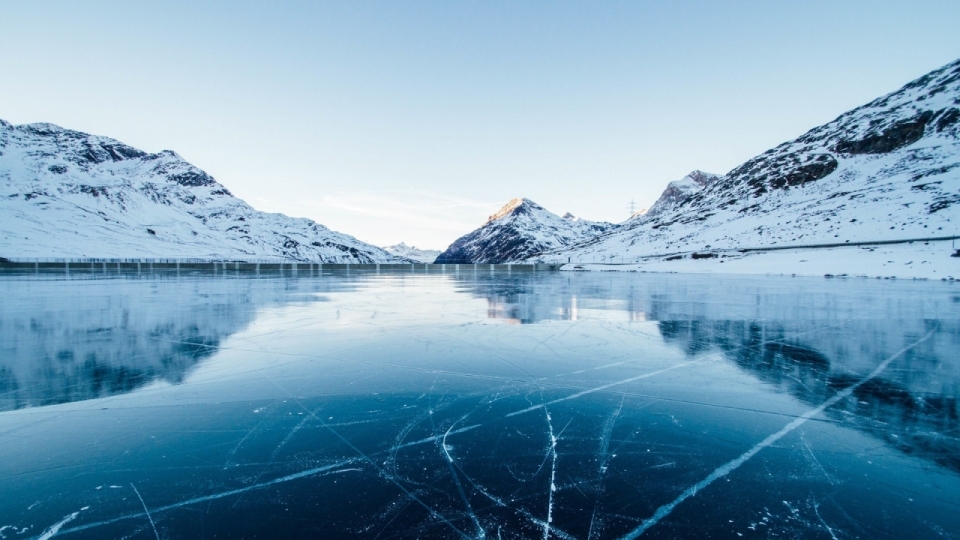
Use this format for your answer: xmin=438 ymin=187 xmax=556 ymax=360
xmin=558 ymin=239 xmax=960 ymax=280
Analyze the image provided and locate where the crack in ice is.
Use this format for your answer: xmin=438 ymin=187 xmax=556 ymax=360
xmin=129 ymin=484 xmax=159 ymax=540
xmin=543 ymin=407 xmax=558 ymax=540
xmin=52 ymin=461 xmax=361 ymax=537
xmin=436 ymin=414 xmax=485 ymax=539
xmin=36 ymin=510 xmax=83 ymax=540
xmin=618 ymin=327 xmax=937 ymax=539
xmin=508 ymin=357 xmax=707 ymax=418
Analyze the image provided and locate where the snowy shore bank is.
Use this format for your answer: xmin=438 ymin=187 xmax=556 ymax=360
xmin=562 ymin=238 xmax=960 ymax=280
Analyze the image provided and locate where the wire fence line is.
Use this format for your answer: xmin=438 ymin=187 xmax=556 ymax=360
xmin=0 ymin=257 xmax=548 ymax=265
xmin=4 ymin=235 xmax=955 ymax=266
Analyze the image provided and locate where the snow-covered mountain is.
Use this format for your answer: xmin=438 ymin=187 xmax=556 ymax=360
xmin=434 ymin=198 xmax=613 ymax=263
xmin=382 ymin=242 xmax=441 ymax=263
xmin=540 ymin=58 xmax=960 ymax=267
xmin=642 ymin=170 xmax=722 ymax=218
xmin=0 ymin=120 xmax=409 ymax=262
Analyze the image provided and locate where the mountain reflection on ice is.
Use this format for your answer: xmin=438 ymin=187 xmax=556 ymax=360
xmin=0 ymin=270 xmax=958 ymax=539
xmin=0 ymin=277 xmax=347 ymax=411
xmin=468 ymin=274 xmax=960 ymax=474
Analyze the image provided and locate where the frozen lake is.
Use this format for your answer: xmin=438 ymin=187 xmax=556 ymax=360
xmin=1 ymin=270 xmax=958 ymax=539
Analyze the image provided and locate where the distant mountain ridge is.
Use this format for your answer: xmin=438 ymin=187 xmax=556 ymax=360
xmin=537 ymin=58 xmax=960 ymax=263
xmin=382 ymin=242 xmax=441 ymax=263
xmin=434 ymin=198 xmax=612 ymax=263
xmin=0 ymin=120 xmax=408 ymax=262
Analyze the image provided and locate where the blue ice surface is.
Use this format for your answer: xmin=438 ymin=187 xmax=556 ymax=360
xmin=0 ymin=268 xmax=958 ymax=539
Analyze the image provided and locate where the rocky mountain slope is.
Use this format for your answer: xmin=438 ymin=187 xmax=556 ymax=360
xmin=0 ymin=120 xmax=408 ymax=262
xmin=540 ymin=58 xmax=960 ymax=266
xmin=434 ymin=198 xmax=612 ymax=263
xmin=382 ymin=242 xmax=441 ymax=263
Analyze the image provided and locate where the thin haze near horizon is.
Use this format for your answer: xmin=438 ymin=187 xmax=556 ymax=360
xmin=1 ymin=2 xmax=958 ymax=250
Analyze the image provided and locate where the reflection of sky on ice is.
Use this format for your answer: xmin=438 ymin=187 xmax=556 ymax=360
xmin=1 ymin=270 xmax=958 ymax=539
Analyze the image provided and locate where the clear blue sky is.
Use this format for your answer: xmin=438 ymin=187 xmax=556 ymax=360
xmin=2 ymin=1 xmax=958 ymax=249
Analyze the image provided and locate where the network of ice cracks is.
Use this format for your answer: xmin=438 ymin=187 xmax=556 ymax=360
xmin=0 ymin=270 xmax=958 ymax=539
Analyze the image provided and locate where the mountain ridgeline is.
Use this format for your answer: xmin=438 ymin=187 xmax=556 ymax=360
xmin=438 ymin=58 xmax=960 ymax=264
xmin=434 ymin=198 xmax=613 ymax=263
xmin=382 ymin=242 xmax=442 ymax=263
xmin=2 ymin=58 xmax=958 ymax=266
xmin=0 ymin=121 xmax=410 ymax=262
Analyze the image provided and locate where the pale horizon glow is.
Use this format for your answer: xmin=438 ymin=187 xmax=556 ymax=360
xmin=1 ymin=1 xmax=958 ymax=249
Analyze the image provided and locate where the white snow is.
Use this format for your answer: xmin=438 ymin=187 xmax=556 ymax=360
xmin=435 ymin=198 xmax=613 ymax=263
xmin=536 ymin=59 xmax=960 ymax=274
xmin=0 ymin=120 xmax=406 ymax=263
xmin=382 ymin=242 xmax=441 ymax=263
xmin=561 ymin=239 xmax=960 ymax=280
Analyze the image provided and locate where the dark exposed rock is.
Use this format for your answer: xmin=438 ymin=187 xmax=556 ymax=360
xmin=911 ymin=164 xmax=959 ymax=181
xmin=168 ymin=171 xmax=216 ymax=187
xmin=79 ymin=185 xmax=107 ymax=197
xmin=141 ymin=150 xmax=177 ymax=161
xmin=770 ymin=155 xmax=839 ymax=189
xmin=935 ymin=108 xmax=960 ymax=132
xmin=101 ymin=143 xmax=146 ymax=161
xmin=929 ymin=195 xmax=960 ymax=214
xmin=834 ymin=111 xmax=934 ymax=154
xmin=47 ymin=164 xmax=68 ymax=174
xmin=21 ymin=124 xmax=63 ymax=137
xmin=78 ymin=143 xmax=108 ymax=164
xmin=911 ymin=182 xmax=941 ymax=191
xmin=75 ymin=141 xmax=147 ymax=165
xmin=691 ymin=252 xmax=717 ymax=259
